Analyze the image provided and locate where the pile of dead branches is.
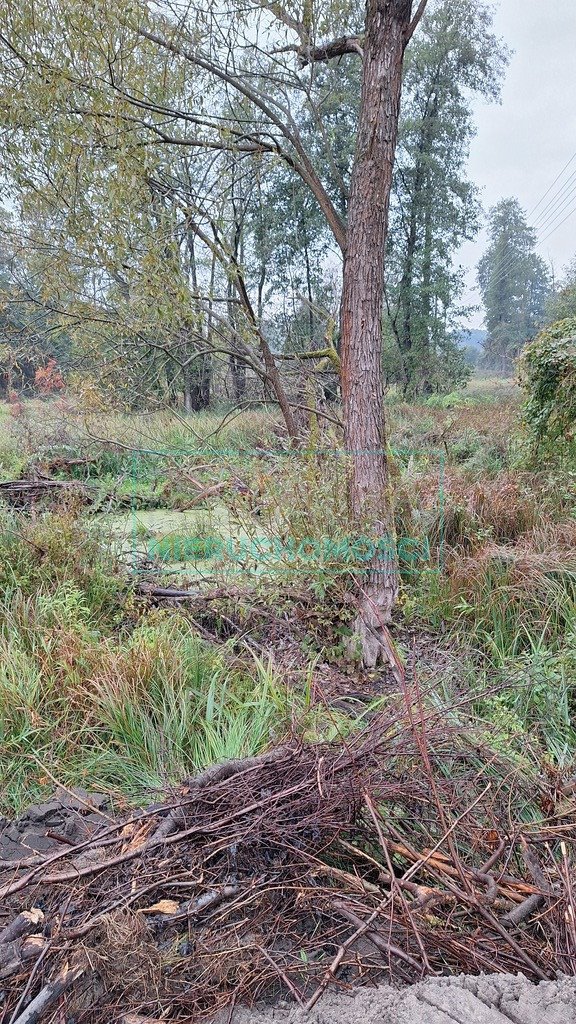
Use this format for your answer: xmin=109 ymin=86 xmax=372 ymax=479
xmin=1 ymin=693 xmax=575 ymax=1023
xmin=0 ymin=477 xmax=91 ymax=510
xmin=0 ymin=471 xmax=158 ymax=513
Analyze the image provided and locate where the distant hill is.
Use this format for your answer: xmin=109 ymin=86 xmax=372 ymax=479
xmin=459 ymin=329 xmax=487 ymax=349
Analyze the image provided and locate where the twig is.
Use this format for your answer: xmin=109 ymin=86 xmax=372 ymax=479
xmin=27 ymin=756 xmax=114 ymax=822
xmin=256 ymin=946 xmax=305 ymax=1006
xmin=304 ymin=892 xmax=395 ymax=1011
xmin=0 ymin=776 xmax=309 ymax=898
xmin=8 ymin=941 xmax=52 ymax=1024
xmin=10 ymin=963 xmax=86 ymax=1024
xmin=333 ymin=901 xmax=423 ymax=973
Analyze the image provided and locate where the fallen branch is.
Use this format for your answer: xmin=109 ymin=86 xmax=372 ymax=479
xmin=0 ymin=935 xmax=47 ymax=981
xmin=10 ymin=963 xmax=86 ymax=1024
xmin=500 ymin=893 xmax=546 ymax=927
xmin=334 ymin=901 xmax=424 ymax=973
xmin=0 ymin=705 xmax=573 ymax=1018
xmin=0 ymin=910 xmax=44 ymax=945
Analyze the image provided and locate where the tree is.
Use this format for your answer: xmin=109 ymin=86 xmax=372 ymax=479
xmin=478 ymin=199 xmax=551 ymax=372
xmin=546 ymin=256 xmax=576 ymax=323
xmin=339 ymin=0 xmax=429 ymax=664
xmin=386 ymin=0 xmax=508 ymax=394
xmin=0 ymin=0 xmax=430 ymax=664
xmin=383 ymin=0 xmax=504 ymax=395
xmin=0 ymin=212 xmax=70 ymax=396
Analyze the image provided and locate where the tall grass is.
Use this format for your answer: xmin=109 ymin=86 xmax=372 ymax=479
xmin=0 ymin=511 xmax=343 ymax=813
xmin=2 ymin=383 xmax=575 ymax=802
xmin=0 ymin=399 xmax=281 ymax=472
xmin=408 ymin=520 xmax=576 ymax=766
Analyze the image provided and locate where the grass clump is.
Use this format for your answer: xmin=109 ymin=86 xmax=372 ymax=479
xmin=412 ymin=531 xmax=576 ymax=656
xmin=408 ymin=520 xmax=576 ymax=767
xmin=75 ymin=624 xmax=299 ymax=799
xmin=0 ymin=613 xmax=340 ymax=813
xmin=0 ymin=509 xmax=126 ymax=625
xmin=0 ymin=512 xmax=342 ymax=814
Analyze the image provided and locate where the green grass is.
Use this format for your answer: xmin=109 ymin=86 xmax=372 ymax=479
xmin=1 ymin=382 xmax=575 ymax=811
xmin=0 ymin=510 xmax=347 ymax=813
xmin=406 ymin=526 xmax=576 ymax=767
xmin=0 ymin=399 xmax=281 ymax=474
xmin=0 ymin=603 xmax=344 ymax=814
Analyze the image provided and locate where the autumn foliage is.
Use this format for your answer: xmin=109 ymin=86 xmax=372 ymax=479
xmin=34 ymin=358 xmax=65 ymax=395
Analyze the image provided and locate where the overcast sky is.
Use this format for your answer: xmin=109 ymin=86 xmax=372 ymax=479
xmin=458 ymin=0 xmax=576 ymax=327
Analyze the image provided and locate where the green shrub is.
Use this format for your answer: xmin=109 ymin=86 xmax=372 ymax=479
xmin=519 ymin=317 xmax=576 ymax=457
xmin=426 ymin=391 xmax=468 ymax=410
xmin=0 ymin=510 xmax=126 ymax=625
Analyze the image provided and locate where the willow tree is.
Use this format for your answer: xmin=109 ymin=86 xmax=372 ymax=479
xmin=0 ymin=0 xmax=428 ymax=664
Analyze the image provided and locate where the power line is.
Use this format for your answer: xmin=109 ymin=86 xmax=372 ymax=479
xmin=532 ymin=177 xmax=576 ymax=235
xmin=539 ymin=201 xmax=576 ymax=245
xmin=532 ymin=167 xmax=576 ymax=228
xmin=482 ymin=149 xmax=576 ymax=293
xmin=482 ymin=186 xmax=576 ymax=294
xmin=527 ymin=150 xmax=576 ymax=220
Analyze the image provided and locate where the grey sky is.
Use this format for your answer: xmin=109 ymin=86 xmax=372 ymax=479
xmin=459 ymin=0 xmax=576 ymax=327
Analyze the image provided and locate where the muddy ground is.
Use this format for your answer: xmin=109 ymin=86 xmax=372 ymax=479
xmin=226 ymin=973 xmax=576 ymax=1024
xmin=0 ymin=789 xmax=109 ymax=863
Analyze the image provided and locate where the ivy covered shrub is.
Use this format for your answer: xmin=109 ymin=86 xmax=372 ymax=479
xmin=519 ymin=317 xmax=576 ymax=457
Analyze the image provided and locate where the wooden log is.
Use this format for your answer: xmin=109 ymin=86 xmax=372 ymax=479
xmin=10 ymin=963 xmax=86 ymax=1024
xmin=0 ymin=935 xmax=46 ymax=980
xmin=0 ymin=909 xmax=44 ymax=945
xmin=0 ymin=478 xmax=90 ymax=508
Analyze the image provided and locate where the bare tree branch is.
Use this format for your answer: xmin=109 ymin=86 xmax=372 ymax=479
xmin=135 ymin=25 xmax=347 ymax=252
xmin=406 ymin=0 xmax=429 ymax=44
xmin=299 ymin=36 xmax=364 ymax=67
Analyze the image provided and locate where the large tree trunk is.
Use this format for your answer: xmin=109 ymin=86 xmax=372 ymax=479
xmin=340 ymin=0 xmax=415 ymax=667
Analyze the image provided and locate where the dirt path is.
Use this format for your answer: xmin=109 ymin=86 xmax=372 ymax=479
xmin=227 ymin=975 xmax=576 ymax=1024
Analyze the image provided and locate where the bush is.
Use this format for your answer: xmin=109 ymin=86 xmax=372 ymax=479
xmin=0 ymin=510 xmax=126 ymax=625
xmin=519 ymin=317 xmax=576 ymax=457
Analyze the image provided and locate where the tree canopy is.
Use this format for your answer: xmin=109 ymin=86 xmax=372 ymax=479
xmin=386 ymin=0 xmax=508 ymax=394
xmin=0 ymin=0 xmax=508 ymax=404
xmin=546 ymin=256 xmax=576 ymax=324
xmin=478 ymin=198 xmax=551 ymax=372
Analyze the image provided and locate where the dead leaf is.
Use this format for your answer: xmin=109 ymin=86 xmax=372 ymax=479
xmin=140 ymin=899 xmax=179 ymax=915
xmin=121 ymin=824 xmax=152 ymax=853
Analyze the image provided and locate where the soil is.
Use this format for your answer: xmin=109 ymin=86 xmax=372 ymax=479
xmin=0 ymin=788 xmax=110 ymax=864
xmin=225 ymin=973 xmax=576 ymax=1024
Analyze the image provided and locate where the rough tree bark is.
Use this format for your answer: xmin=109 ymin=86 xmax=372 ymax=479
xmin=341 ymin=0 xmax=423 ymax=667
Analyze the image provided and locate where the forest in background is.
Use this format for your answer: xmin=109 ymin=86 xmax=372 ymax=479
xmin=0 ymin=0 xmax=561 ymax=410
